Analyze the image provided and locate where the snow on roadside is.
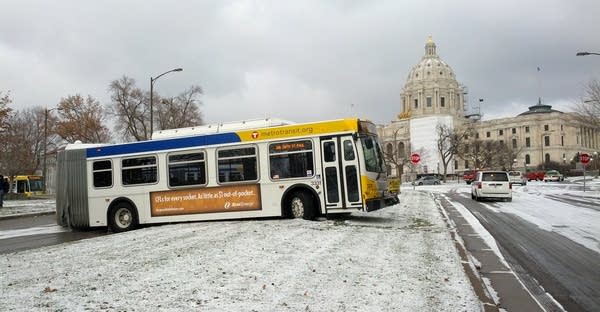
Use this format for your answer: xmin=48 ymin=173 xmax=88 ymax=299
xmin=0 ymin=199 xmax=55 ymax=217
xmin=0 ymin=190 xmax=481 ymax=311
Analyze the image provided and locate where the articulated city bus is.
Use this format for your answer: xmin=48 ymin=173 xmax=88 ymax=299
xmin=56 ymin=118 xmax=399 ymax=232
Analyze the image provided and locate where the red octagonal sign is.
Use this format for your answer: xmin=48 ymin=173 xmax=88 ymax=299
xmin=580 ymin=153 xmax=590 ymax=164
xmin=410 ymin=153 xmax=421 ymax=165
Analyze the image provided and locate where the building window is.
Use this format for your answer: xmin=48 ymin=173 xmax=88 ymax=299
xmin=475 ymin=133 xmax=479 ymax=139
xmin=525 ymin=126 xmax=530 ymax=133
xmin=545 ymin=153 xmax=551 ymax=163
xmin=544 ymin=124 xmax=549 ymax=131
xmin=526 ymin=137 xmax=531 ymax=147
xmin=218 ymin=146 xmax=258 ymax=183
xmin=426 ymin=97 xmax=432 ymax=107
xmin=544 ymin=136 xmax=550 ymax=146
xmin=561 ymin=136 xmax=564 ymax=146
xmin=454 ymin=160 xmax=458 ymax=170
xmin=464 ymin=160 xmax=469 ymax=168
xmin=486 ymin=131 xmax=490 ymax=138
xmin=512 ymin=128 xmax=516 ymax=134
xmin=499 ymin=140 xmax=504 ymax=145
xmin=440 ymin=97 xmax=445 ymax=107
xmin=499 ymin=129 xmax=504 ymax=136
xmin=414 ymin=99 xmax=418 ymax=108
xmin=560 ymin=124 xmax=563 ymax=131
xmin=168 ymin=151 xmax=206 ymax=187
xmin=525 ymin=154 xmax=531 ymax=164
xmin=269 ymin=140 xmax=314 ymax=180
xmin=512 ymin=139 xmax=517 ymax=149
xmin=122 ymin=156 xmax=157 ymax=185
xmin=92 ymin=160 xmax=112 ymax=188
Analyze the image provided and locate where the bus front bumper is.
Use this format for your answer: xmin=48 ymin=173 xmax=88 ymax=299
xmin=365 ymin=194 xmax=399 ymax=212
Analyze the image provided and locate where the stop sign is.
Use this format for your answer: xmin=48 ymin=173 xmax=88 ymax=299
xmin=580 ymin=153 xmax=590 ymax=164
xmin=410 ymin=153 xmax=420 ymax=165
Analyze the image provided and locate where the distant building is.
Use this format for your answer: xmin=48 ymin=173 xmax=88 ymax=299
xmin=379 ymin=37 xmax=599 ymax=180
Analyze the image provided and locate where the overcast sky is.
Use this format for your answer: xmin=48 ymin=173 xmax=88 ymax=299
xmin=1 ymin=0 xmax=599 ymax=129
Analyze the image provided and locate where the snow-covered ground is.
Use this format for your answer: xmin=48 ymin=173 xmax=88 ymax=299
xmin=0 ymin=190 xmax=481 ymax=311
xmin=1 ymin=177 xmax=598 ymax=311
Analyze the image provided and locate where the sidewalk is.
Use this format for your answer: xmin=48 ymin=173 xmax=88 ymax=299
xmin=435 ymin=193 xmax=545 ymax=312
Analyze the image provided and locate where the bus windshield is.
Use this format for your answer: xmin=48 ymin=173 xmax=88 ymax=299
xmin=361 ymin=136 xmax=385 ymax=173
xmin=29 ymin=179 xmax=44 ymax=192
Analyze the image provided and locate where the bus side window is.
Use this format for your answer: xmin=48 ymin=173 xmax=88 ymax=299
xmin=268 ymin=140 xmax=314 ymax=180
xmin=217 ymin=147 xmax=258 ymax=184
xmin=93 ymin=160 xmax=113 ymax=188
xmin=168 ymin=152 xmax=206 ymax=187
xmin=122 ymin=156 xmax=158 ymax=185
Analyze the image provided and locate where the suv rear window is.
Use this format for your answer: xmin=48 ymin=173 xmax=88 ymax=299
xmin=482 ymin=172 xmax=508 ymax=182
xmin=508 ymin=171 xmax=521 ymax=176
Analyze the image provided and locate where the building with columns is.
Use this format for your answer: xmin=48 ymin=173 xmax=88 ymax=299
xmin=379 ymin=37 xmax=599 ymax=180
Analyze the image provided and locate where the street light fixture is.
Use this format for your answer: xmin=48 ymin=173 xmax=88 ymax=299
xmin=43 ymin=107 xmax=60 ymax=194
xmin=150 ymin=68 xmax=183 ymax=137
xmin=576 ymin=52 xmax=600 ymax=56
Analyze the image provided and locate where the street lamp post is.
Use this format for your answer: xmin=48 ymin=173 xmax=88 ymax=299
xmin=150 ymin=68 xmax=183 ymax=137
xmin=576 ymin=52 xmax=600 ymax=56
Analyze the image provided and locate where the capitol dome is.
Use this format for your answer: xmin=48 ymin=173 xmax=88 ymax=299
xmin=398 ymin=36 xmax=465 ymax=120
xmin=406 ymin=40 xmax=457 ymax=83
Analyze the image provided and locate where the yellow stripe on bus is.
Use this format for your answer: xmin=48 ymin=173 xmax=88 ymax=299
xmin=237 ymin=118 xmax=360 ymax=141
xmin=361 ymin=175 xmax=379 ymax=201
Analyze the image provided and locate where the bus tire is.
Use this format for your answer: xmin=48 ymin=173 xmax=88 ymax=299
xmin=108 ymin=202 xmax=138 ymax=232
xmin=288 ymin=191 xmax=316 ymax=220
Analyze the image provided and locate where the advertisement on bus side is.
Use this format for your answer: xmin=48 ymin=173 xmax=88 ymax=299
xmin=150 ymin=184 xmax=261 ymax=217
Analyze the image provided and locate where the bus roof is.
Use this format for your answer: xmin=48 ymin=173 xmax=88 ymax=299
xmin=151 ymin=118 xmax=296 ymax=139
xmin=86 ymin=118 xmax=371 ymax=159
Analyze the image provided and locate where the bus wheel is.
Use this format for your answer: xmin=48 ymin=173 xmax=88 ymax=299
xmin=289 ymin=191 xmax=316 ymax=220
xmin=109 ymin=203 xmax=138 ymax=232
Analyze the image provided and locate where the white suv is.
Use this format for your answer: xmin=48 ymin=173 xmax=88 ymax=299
xmin=471 ymin=171 xmax=512 ymax=202
xmin=508 ymin=171 xmax=527 ymax=185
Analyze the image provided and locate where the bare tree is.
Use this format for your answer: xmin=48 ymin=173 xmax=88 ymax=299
xmin=0 ymin=91 xmax=13 ymax=135
xmin=109 ymin=76 xmax=149 ymax=141
xmin=436 ymin=123 xmax=471 ymax=181
xmin=0 ymin=108 xmax=45 ymax=177
xmin=56 ymin=94 xmax=111 ymax=143
xmin=574 ymin=78 xmax=600 ymax=130
xmin=109 ymin=76 xmax=205 ymax=141
xmin=382 ymin=128 xmax=409 ymax=177
xmin=155 ymin=85 xmax=204 ymax=130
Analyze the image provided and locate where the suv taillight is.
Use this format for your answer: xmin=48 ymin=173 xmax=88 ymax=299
xmin=476 ymin=182 xmax=482 ymax=189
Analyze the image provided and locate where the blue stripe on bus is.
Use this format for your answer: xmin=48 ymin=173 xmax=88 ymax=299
xmin=86 ymin=133 xmax=241 ymax=158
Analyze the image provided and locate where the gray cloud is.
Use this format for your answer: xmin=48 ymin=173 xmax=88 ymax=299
xmin=1 ymin=0 xmax=599 ymax=128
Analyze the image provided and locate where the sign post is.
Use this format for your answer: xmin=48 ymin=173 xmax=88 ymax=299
xmin=581 ymin=153 xmax=590 ymax=192
xmin=410 ymin=153 xmax=420 ymax=190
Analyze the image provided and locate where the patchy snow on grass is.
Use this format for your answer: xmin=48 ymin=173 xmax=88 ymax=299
xmin=0 ymin=190 xmax=481 ymax=311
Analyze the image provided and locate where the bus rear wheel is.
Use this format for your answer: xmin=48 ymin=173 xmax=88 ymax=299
xmin=288 ymin=191 xmax=316 ymax=220
xmin=109 ymin=203 xmax=138 ymax=232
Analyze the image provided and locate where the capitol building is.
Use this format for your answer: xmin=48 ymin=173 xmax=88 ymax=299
xmin=378 ymin=37 xmax=599 ymax=180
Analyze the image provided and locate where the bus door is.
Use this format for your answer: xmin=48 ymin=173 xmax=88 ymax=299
xmin=320 ymin=136 xmax=362 ymax=210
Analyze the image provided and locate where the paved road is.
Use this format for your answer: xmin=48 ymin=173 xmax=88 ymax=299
xmin=0 ymin=213 xmax=108 ymax=254
xmin=446 ymin=189 xmax=600 ymax=312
